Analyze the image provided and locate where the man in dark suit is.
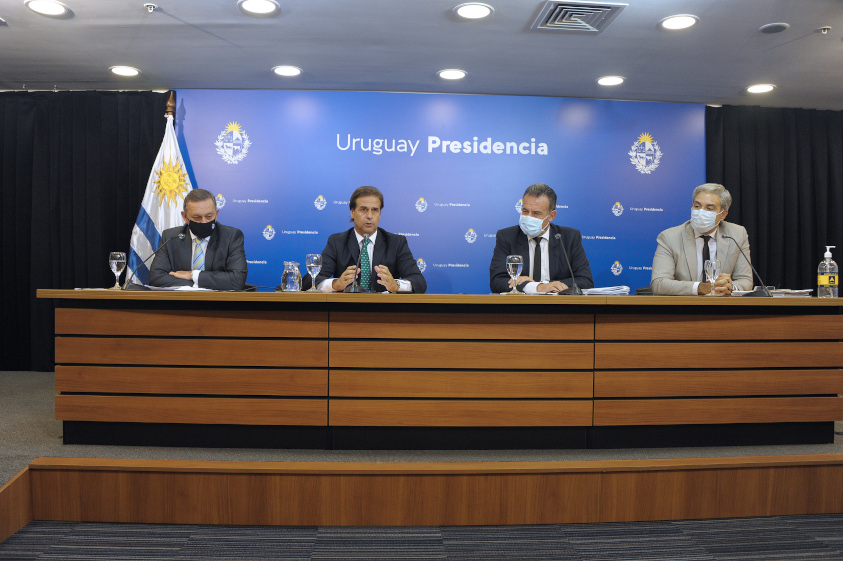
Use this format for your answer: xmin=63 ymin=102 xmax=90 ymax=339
xmin=149 ymin=188 xmax=247 ymax=291
xmin=314 ymin=186 xmax=426 ymax=293
xmin=490 ymin=183 xmax=593 ymax=294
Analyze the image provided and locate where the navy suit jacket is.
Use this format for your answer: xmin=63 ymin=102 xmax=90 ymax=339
xmin=315 ymin=227 xmax=427 ymax=293
xmin=149 ymin=223 xmax=248 ymax=291
xmin=489 ymin=224 xmax=594 ymax=293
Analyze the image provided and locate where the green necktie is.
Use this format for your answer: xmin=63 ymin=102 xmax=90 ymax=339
xmin=360 ymin=238 xmax=371 ymax=291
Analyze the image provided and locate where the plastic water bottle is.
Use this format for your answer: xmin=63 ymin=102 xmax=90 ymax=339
xmin=818 ymin=246 xmax=838 ymax=298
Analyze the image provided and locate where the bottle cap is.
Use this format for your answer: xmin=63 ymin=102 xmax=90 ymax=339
xmin=825 ymin=245 xmax=836 ymax=259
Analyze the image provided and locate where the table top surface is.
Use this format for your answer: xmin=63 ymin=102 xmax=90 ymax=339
xmin=36 ymin=289 xmax=843 ymax=307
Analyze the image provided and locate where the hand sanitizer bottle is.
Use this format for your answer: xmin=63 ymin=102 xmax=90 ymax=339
xmin=818 ymin=246 xmax=838 ymax=298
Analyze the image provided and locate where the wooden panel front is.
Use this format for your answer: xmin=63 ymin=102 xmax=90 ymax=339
xmin=596 ymin=342 xmax=842 ymax=369
xmin=329 ymin=399 xmax=593 ymax=426
xmin=600 ymin=464 xmax=843 ymax=522
xmin=596 ymin=314 xmax=843 ymax=340
xmin=330 ymin=312 xmax=593 ymax=340
xmin=0 ymin=468 xmax=32 ymax=544
xmin=331 ymin=371 xmax=593 ymax=398
xmin=55 ymin=395 xmax=327 ymax=425
xmin=55 ymin=338 xmax=328 ymax=367
xmin=55 ymin=366 xmax=328 ymax=396
xmin=595 ymin=369 xmax=843 ymax=397
xmin=56 ymin=308 xmax=328 ymax=338
xmin=593 ymin=397 xmax=843 ymax=426
xmin=330 ymin=341 xmax=593 ymax=370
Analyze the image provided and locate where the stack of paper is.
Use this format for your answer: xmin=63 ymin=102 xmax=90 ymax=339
xmin=582 ymin=286 xmax=631 ymax=295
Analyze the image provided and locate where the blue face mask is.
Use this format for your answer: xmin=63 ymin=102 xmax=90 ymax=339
xmin=519 ymin=213 xmax=549 ymax=238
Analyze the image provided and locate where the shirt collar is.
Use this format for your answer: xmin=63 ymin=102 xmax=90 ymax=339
xmin=354 ymin=229 xmax=378 ymax=246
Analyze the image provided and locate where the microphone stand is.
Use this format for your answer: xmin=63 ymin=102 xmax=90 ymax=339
xmin=555 ymin=232 xmax=583 ymax=295
xmin=722 ymin=234 xmax=772 ymax=297
xmin=123 ymin=230 xmax=186 ymax=289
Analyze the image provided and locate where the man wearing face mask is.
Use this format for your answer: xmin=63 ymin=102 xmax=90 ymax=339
xmin=490 ymin=183 xmax=594 ymax=294
xmin=651 ymin=183 xmax=753 ymax=296
xmin=149 ymin=188 xmax=247 ymax=291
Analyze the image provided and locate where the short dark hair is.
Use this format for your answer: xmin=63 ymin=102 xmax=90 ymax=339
xmin=183 ymin=188 xmax=215 ymax=212
xmin=523 ymin=183 xmax=556 ymax=212
xmin=349 ymin=186 xmax=384 ymax=211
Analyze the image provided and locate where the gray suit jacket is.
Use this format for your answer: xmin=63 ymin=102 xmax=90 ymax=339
xmin=651 ymin=220 xmax=754 ymax=295
xmin=149 ymin=223 xmax=248 ymax=291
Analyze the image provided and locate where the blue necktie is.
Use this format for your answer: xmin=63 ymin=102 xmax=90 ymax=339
xmin=192 ymin=240 xmax=205 ymax=271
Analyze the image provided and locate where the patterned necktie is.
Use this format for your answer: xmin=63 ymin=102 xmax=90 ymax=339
xmin=533 ymin=237 xmax=543 ymax=282
xmin=192 ymin=239 xmax=205 ymax=271
xmin=701 ymin=235 xmax=711 ymax=281
xmin=360 ymin=237 xmax=371 ymax=291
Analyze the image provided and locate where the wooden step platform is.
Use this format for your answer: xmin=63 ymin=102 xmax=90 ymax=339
xmin=3 ymin=455 xmax=843 ymax=543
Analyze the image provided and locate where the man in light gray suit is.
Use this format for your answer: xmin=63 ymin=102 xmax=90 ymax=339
xmin=149 ymin=189 xmax=247 ymax=291
xmin=651 ymin=183 xmax=753 ymax=296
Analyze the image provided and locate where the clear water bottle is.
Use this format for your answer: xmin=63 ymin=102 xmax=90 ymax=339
xmin=818 ymin=246 xmax=838 ymax=298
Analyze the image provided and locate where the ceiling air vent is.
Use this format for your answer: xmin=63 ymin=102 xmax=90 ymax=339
xmin=531 ymin=1 xmax=627 ymax=34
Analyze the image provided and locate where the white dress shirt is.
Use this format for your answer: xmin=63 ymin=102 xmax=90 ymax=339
xmin=188 ymin=230 xmax=210 ymax=288
xmin=522 ymin=229 xmax=551 ymax=294
xmin=693 ymin=226 xmax=718 ymax=294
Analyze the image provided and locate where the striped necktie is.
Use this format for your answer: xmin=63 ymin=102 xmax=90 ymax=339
xmin=192 ymin=239 xmax=205 ymax=271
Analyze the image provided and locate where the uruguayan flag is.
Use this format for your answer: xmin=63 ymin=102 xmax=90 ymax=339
xmin=127 ymin=114 xmax=192 ymax=285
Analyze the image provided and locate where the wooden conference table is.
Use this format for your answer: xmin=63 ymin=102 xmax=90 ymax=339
xmin=37 ymin=289 xmax=843 ymax=449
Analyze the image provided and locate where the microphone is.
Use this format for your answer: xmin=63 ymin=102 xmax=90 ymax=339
xmin=555 ymin=232 xmax=583 ymax=295
xmin=347 ymin=233 xmax=370 ymax=293
xmin=123 ymin=230 xmax=186 ymax=289
xmin=721 ymin=234 xmax=772 ymax=297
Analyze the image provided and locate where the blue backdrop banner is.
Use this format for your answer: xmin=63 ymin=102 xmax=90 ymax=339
xmin=175 ymin=90 xmax=705 ymax=293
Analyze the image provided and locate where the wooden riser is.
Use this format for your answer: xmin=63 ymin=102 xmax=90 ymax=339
xmin=8 ymin=455 xmax=842 ymax=528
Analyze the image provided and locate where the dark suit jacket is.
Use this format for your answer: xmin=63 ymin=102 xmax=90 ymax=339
xmin=149 ymin=223 xmax=248 ymax=291
xmin=315 ymin=227 xmax=427 ymax=293
xmin=489 ymin=224 xmax=594 ymax=293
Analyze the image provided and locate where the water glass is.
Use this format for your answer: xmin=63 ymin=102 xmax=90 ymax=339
xmin=108 ymin=252 xmax=126 ymax=289
xmin=704 ymin=259 xmax=722 ymax=296
xmin=305 ymin=254 xmax=322 ymax=292
xmin=505 ymin=255 xmax=524 ymax=294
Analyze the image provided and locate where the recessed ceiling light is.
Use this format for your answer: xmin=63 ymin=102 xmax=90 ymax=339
xmin=454 ymin=3 xmax=493 ymax=19
xmin=438 ymin=69 xmax=467 ymax=80
xmin=759 ymin=22 xmax=789 ymax=34
xmin=25 ymin=0 xmax=69 ymax=16
xmin=659 ymin=14 xmax=698 ymax=31
xmin=746 ymin=84 xmax=775 ymax=94
xmin=238 ymin=0 xmax=280 ymax=16
xmin=272 ymin=65 xmax=301 ymax=77
xmin=110 ymin=66 xmax=141 ymax=77
xmin=597 ymin=75 xmax=624 ymax=86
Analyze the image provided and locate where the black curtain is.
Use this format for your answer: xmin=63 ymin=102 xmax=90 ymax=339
xmin=707 ymin=105 xmax=843 ymax=291
xmin=0 ymin=91 xmax=168 ymax=371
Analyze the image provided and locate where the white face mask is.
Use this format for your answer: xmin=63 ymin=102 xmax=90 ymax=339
xmin=690 ymin=208 xmax=724 ymax=233
xmin=519 ymin=213 xmax=549 ymax=238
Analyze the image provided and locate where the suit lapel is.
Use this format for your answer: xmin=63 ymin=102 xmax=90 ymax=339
xmin=547 ymin=225 xmax=561 ymax=280
xmin=714 ymin=223 xmax=731 ymax=265
xmin=371 ymin=229 xmax=387 ymax=291
xmin=346 ymin=229 xmax=360 ymax=268
xmin=204 ymin=228 xmax=220 ymax=270
xmin=682 ymin=223 xmax=698 ymax=281
xmin=177 ymin=231 xmax=193 ymax=271
xmin=514 ymin=229 xmax=530 ymax=277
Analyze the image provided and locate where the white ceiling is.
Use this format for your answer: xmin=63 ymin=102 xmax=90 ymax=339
xmin=2 ymin=0 xmax=843 ymax=110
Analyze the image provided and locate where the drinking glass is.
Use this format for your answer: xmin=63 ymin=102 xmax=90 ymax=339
xmin=305 ymin=254 xmax=322 ymax=292
xmin=704 ymin=259 xmax=722 ymax=296
xmin=108 ymin=252 xmax=126 ymax=289
xmin=505 ymin=255 xmax=523 ymax=294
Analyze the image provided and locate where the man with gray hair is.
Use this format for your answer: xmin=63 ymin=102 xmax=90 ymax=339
xmin=651 ymin=183 xmax=753 ymax=295
xmin=490 ymin=182 xmax=593 ymax=294
xmin=149 ymin=188 xmax=247 ymax=291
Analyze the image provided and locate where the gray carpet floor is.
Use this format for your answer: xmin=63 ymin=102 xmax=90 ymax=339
xmin=2 ymin=370 xmax=842 ymax=487
xmin=2 ymin=515 xmax=843 ymax=560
